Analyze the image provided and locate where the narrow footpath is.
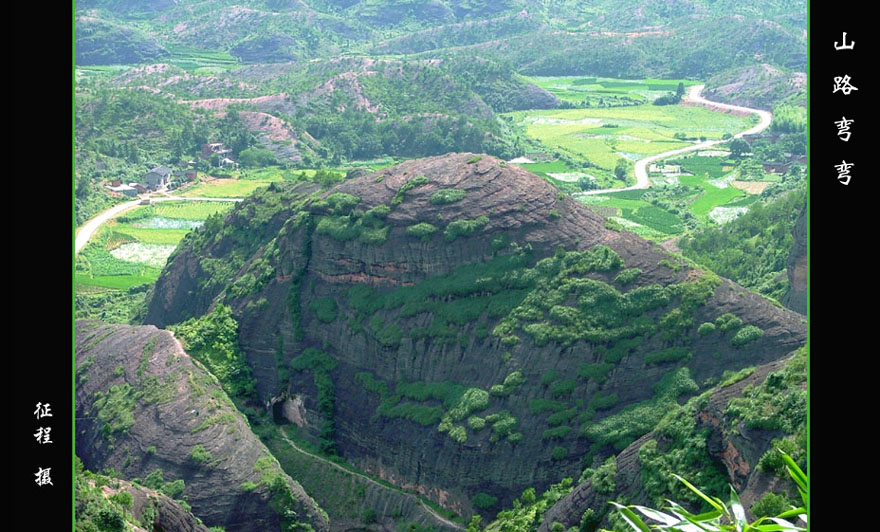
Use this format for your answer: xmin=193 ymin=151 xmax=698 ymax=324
xmin=278 ymin=428 xmax=465 ymax=530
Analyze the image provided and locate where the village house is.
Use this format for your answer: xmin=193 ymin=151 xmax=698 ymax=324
xmin=762 ymin=162 xmax=792 ymax=174
xmin=143 ymin=165 xmax=172 ymax=191
xmin=202 ymin=142 xmax=233 ymax=158
xmin=106 ymin=183 xmax=139 ymax=197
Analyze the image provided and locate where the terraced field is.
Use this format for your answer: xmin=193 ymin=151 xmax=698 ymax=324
xmin=75 ymin=201 xmax=235 ymax=292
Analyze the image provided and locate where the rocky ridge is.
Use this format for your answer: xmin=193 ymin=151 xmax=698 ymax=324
xmin=143 ymin=153 xmax=807 ymax=518
xmin=75 ymin=320 xmax=329 ymax=532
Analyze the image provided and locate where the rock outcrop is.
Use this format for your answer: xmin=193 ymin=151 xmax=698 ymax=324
xmin=76 ymin=473 xmax=212 ymax=532
xmin=782 ymin=199 xmax=807 ymax=315
xmin=75 ymin=320 xmax=329 ymax=532
xmin=538 ymin=351 xmax=806 ymax=530
xmin=143 ymin=153 xmax=807 ymax=518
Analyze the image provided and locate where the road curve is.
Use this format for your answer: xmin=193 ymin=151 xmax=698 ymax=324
xmin=578 ymin=84 xmax=773 ymax=196
xmin=74 ymin=195 xmax=243 ymax=255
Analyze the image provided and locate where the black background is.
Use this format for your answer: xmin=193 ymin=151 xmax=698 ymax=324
xmin=811 ymin=6 xmax=870 ymax=529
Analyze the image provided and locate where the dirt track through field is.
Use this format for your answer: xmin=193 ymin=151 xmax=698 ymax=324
xmin=75 ymin=195 xmax=243 ymax=255
xmin=578 ymin=84 xmax=773 ymax=196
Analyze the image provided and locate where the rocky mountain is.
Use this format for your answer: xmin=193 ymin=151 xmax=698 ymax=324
xmin=74 ymin=320 xmax=329 ymax=532
xmin=782 ymin=200 xmax=807 ymax=315
xmin=538 ymin=347 xmax=806 ymax=529
xmin=142 ymin=153 xmax=806 ymax=518
xmin=76 ymin=468 xmax=212 ymax=532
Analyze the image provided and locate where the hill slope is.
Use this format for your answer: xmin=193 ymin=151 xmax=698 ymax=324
xmin=75 ymin=320 xmax=330 ymax=532
xmin=143 ymin=153 xmax=806 ymax=518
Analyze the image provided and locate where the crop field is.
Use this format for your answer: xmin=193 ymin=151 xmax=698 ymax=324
xmin=165 ymin=43 xmax=240 ymax=73
xmin=75 ymin=234 xmax=164 ymax=292
xmin=181 ymin=178 xmax=274 ymax=198
xmin=147 ymin=201 xmax=235 ymax=219
xmin=576 ymin=149 xmax=774 ymax=240
xmin=75 ymin=200 xmax=233 ymax=295
xmin=506 ymin=100 xmax=753 ymax=182
xmin=528 ymin=76 xmax=700 ymax=107
xmin=508 ymin=79 xmax=765 ymax=240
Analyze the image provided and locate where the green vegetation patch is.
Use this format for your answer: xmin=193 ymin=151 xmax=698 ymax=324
xmin=730 ymin=325 xmax=764 ymax=346
xmin=645 ymin=347 xmax=691 ymax=365
xmin=444 ymin=215 xmax=489 ymax=242
xmin=190 ymin=444 xmax=213 ymax=464
xmin=578 ymin=363 xmax=615 ymax=383
xmin=309 ymin=297 xmax=338 ymax=323
xmin=582 ymin=367 xmax=698 ymax=451
xmin=169 ymin=305 xmax=256 ymax=399
xmin=392 ymin=175 xmax=429 ymax=205
xmin=726 ymin=348 xmax=807 ymax=433
xmin=430 ymin=189 xmax=467 ymax=205
xmin=494 ymin=247 xmax=718 ymax=349
xmin=406 ymin=222 xmax=439 ymax=240
xmin=614 ymin=268 xmax=642 ymax=286
xmin=93 ymin=383 xmax=139 ymax=438
xmin=473 ymin=492 xmax=498 ymax=509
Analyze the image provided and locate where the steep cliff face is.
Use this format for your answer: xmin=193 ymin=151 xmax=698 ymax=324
xmin=538 ymin=349 xmax=807 ymax=530
xmin=75 ymin=320 xmax=329 ymax=532
xmin=782 ymin=200 xmax=807 ymax=315
xmin=143 ymin=153 xmax=807 ymax=517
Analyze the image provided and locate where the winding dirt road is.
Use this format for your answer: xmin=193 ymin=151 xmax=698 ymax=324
xmin=578 ymin=84 xmax=773 ymax=196
xmin=74 ymin=195 xmax=243 ymax=255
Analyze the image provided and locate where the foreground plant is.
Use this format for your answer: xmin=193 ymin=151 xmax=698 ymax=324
xmin=609 ymin=451 xmax=807 ymax=532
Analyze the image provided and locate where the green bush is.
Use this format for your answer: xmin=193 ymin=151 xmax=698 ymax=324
xmin=392 ymin=175 xmax=429 ymax=205
xmin=190 ymin=444 xmax=212 ymax=464
xmin=550 ymin=379 xmax=577 ymax=398
xmin=578 ymin=363 xmax=614 ymax=383
xmin=615 ymin=268 xmax=642 ymax=285
xmin=716 ymin=313 xmax=743 ymax=332
xmin=444 ymin=215 xmax=489 ymax=242
xmin=541 ymin=369 xmax=560 ymax=386
xmin=449 ymin=426 xmax=467 ymax=443
xmin=592 ymin=392 xmax=619 ymax=410
xmin=369 ymin=315 xmax=403 ymax=347
xmin=697 ymin=322 xmax=716 ymax=336
xmin=309 ymin=297 xmax=338 ymax=323
xmin=750 ymin=492 xmax=794 ymax=518
xmin=645 ymin=347 xmax=691 ymax=365
xmin=473 ymin=492 xmax=498 ymax=509
xmin=658 ymin=259 xmax=682 ymax=271
xmin=489 ymin=411 xmax=518 ymax=442
xmin=592 ymin=458 xmax=617 ymax=494
xmin=547 ymin=408 xmax=577 ymax=426
xmin=430 ymin=189 xmax=466 ymax=205
xmin=731 ymin=325 xmax=763 ymax=346
xmin=550 ymin=446 xmax=568 ymax=461
xmin=160 ymin=479 xmax=185 ymax=498
xmin=108 ymin=491 xmax=132 ymax=508
xmin=467 ymin=416 xmax=486 ymax=430
xmin=406 ymin=222 xmax=438 ymax=240
xmin=758 ymin=437 xmax=802 ymax=474
xmin=467 ymin=155 xmax=482 ymax=164
xmin=95 ymin=509 xmax=126 ymax=532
